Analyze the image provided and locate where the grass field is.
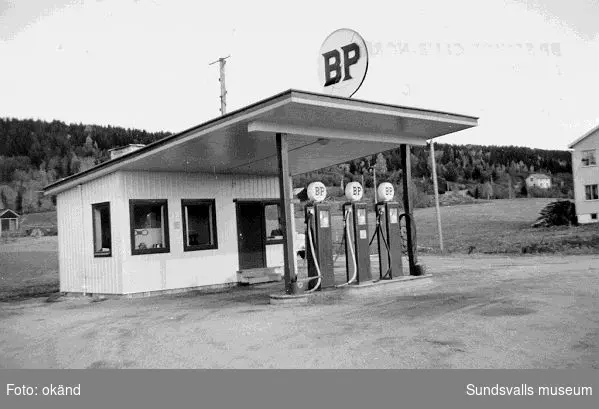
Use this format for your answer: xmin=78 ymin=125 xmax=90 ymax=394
xmin=300 ymin=198 xmax=599 ymax=255
xmin=411 ymin=198 xmax=599 ymax=254
xmin=1 ymin=198 xmax=598 ymax=301
xmin=0 ymin=237 xmax=59 ymax=301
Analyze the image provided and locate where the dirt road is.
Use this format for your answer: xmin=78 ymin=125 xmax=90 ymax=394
xmin=0 ymin=254 xmax=597 ymax=368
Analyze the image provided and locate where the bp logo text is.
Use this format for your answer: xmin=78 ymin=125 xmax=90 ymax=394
xmin=318 ymin=28 xmax=368 ymax=98
xmin=322 ymin=42 xmax=361 ymax=87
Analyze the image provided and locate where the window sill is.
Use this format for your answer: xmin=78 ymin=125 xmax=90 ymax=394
xmin=131 ymin=248 xmax=170 ymax=256
xmin=266 ymin=239 xmax=285 ymax=245
xmin=183 ymin=245 xmax=218 ymax=252
xmin=94 ymin=251 xmax=112 ymax=258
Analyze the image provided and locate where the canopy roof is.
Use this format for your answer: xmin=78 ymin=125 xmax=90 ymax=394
xmin=44 ymin=89 xmax=478 ymax=196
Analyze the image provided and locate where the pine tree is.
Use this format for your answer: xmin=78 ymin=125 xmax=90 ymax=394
xmin=0 ymin=190 xmax=7 ymax=209
xmin=374 ymin=152 xmax=388 ymax=174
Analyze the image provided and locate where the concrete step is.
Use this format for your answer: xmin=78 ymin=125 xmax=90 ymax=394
xmin=243 ymin=276 xmax=277 ymax=285
xmin=238 ymin=267 xmax=283 ymax=284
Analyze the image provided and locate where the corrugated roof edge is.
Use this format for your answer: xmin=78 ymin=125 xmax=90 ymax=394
xmin=43 ymin=90 xmax=295 ymax=195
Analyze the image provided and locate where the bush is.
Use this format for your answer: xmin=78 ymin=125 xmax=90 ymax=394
xmin=532 ymin=200 xmax=577 ymax=227
xmin=487 ymin=183 xmax=509 ymax=199
xmin=527 ymin=185 xmax=571 ymax=199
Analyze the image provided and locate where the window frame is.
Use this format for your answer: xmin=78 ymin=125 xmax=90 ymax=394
xmin=181 ymin=199 xmax=218 ymax=252
xmin=584 ymin=184 xmax=599 ymax=201
xmin=263 ymin=201 xmax=284 ymax=245
xmin=92 ymin=202 xmax=112 ymax=258
xmin=581 ymin=150 xmax=597 ymax=167
xmin=129 ymin=199 xmax=170 ymax=255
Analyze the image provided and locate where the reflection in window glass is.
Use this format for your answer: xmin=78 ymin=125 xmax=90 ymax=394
xmin=93 ymin=202 xmax=111 ymax=256
xmin=131 ymin=200 xmax=169 ymax=253
xmin=265 ymin=204 xmax=282 ymax=242
xmin=182 ymin=200 xmax=217 ymax=251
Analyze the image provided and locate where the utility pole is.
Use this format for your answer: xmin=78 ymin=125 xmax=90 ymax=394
xmin=209 ymin=55 xmax=230 ymax=115
xmin=372 ymin=168 xmax=377 ymax=203
xmin=429 ymin=140 xmax=444 ymax=252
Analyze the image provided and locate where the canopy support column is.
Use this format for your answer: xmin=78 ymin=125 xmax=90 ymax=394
xmin=276 ymin=133 xmax=300 ymax=295
xmin=400 ymin=144 xmax=418 ymax=274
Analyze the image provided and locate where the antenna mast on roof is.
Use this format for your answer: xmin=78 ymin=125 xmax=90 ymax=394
xmin=209 ymin=55 xmax=230 ymax=115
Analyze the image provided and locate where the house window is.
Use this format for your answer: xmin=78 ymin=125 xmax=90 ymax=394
xmin=582 ymin=150 xmax=596 ymax=166
xmin=129 ymin=199 xmax=170 ymax=255
xmin=92 ymin=202 xmax=111 ymax=257
xmin=585 ymin=185 xmax=599 ymax=200
xmin=591 ymin=213 xmax=598 ymax=220
xmin=181 ymin=199 xmax=218 ymax=251
xmin=265 ymin=203 xmax=283 ymax=244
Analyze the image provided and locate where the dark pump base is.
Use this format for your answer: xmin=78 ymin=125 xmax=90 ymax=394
xmin=375 ymin=201 xmax=405 ymax=280
xmin=305 ymin=203 xmax=335 ymax=291
xmin=343 ymin=202 xmax=372 ymax=284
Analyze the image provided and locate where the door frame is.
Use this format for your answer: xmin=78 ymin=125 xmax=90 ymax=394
xmin=234 ymin=198 xmax=281 ymax=270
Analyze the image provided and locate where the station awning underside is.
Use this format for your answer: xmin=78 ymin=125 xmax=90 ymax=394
xmin=44 ymin=89 xmax=478 ymax=196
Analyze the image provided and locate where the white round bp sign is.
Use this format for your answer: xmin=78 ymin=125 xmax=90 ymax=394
xmin=377 ymin=182 xmax=394 ymax=202
xmin=307 ymin=182 xmax=327 ymax=202
xmin=318 ymin=28 xmax=368 ymax=98
xmin=345 ymin=181 xmax=363 ymax=202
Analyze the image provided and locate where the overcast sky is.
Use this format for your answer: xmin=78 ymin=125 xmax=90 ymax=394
xmin=1 ymin=0 xmax=598 ymax=150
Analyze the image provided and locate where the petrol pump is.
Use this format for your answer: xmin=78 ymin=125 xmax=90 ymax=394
xmin=303 ymin=182 xmax=335 ymax=291
xmin=374 ymin=182 xmax=404 ymax=280
xmin=341 ymin=182 xmax=371 ymax=286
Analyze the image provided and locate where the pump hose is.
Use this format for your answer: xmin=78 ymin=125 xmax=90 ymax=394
xmin=336 ymin=208 xmax=357 ymax=288
xmin=294 ymin=214 xmax=322 ymax=293
xmin=374 ymin=227 xmax=392 ymax=282
xmin=371 ymin=209 xmax=393 ymax=283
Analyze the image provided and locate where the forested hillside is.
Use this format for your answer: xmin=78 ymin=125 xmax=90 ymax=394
xmin=0 ymin=118 xmax=172 ymax=213
xmin=0 ymin=117 xmax=573 ymax=213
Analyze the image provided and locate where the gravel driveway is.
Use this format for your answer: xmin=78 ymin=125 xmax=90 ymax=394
xmin=0 ymin=254 xmax=597 ymax=369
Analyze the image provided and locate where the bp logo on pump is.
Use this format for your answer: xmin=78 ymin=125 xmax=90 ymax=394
xmin=307 ymin=182 xmax=327 ymax=202
xmin=345 ymin=181 xmax=363 ymax=202
xmin=377 ymin=182 xmax=394 ymax=202
xmin=318 ymin=28 xmax=369 ymax=98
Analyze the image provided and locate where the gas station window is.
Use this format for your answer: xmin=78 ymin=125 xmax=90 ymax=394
xmin=129 ymin=199 xmax=170 ymax=255
xmin=265 ymin=203 xmax=283 ymax=243
xmin=92 ymin=202 xmax=111 ymax=257
xmin=181 ymin=199 xmax=218 ymax=251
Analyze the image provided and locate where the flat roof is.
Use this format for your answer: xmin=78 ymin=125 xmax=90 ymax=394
xmin=44 ymin=89 xmax=478 ymax=196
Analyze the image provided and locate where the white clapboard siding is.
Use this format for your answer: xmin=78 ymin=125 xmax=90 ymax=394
xmin=265 ymin=243 xmax=285 ymax=268
xmin=571 ymin=132 xmax=599 ymax=219
xmin=118 ymin=171 xmax=280 ymax=294
xmin=57 ymin=172 xmax=123 ymax=293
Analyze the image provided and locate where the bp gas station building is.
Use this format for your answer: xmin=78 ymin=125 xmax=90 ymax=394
xmin=43 ymin=29 xmax=478 ymax=300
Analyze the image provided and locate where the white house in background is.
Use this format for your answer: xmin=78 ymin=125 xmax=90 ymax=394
xmin=0 ymin=209 xmax=20 ymax=236
xmin=568 ymin=124 xmax=599 ymax=224
xmin=525 ymin=173 xmax=551 ymax=189
xmin=43 ymin=89 xmax=477 ymax=297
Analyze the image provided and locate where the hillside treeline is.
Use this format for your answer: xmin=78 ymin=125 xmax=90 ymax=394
xmin=0 ymin=117 xmax=572 ymax=213
xmin=0 ymin=118 xmax=171 ymax=213
xmin=295 ymin=144 xmax=572 ymax=206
